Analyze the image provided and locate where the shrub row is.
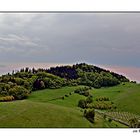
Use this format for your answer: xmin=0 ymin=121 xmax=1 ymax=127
xmin=74 ymin=87 xmax=91 ymax=97
xmin=95 ymin=96 xmax=110 ymax=101
xmin=0 ymin=96 xmax=15 ymax=102
xmin=91 ymin=102 xmax=116 ymax=110
xmin=78 ymin=96 xmax=93 ymax=109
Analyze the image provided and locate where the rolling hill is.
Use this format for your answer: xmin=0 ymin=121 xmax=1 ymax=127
xmin=0 ymin=63 xmax=139 ymax=128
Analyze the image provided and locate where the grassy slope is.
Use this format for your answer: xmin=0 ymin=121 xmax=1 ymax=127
xmin=0 ymin=86 xmax=92 ymax=128
xmin=0 ymin=83 xmax=138 ymax=128
xmin=91 ymin=82 xmax=140 ymax=115
xmin=29 ymin=86 xmax=86 ymax=108
xmin=0 ymin=100 xmax=92 ymax=128
xmin=29 ymin=86 xmax=126 ymax=128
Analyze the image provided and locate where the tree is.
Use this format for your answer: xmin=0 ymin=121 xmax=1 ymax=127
xmin=14 ymin=78 xmax=24 ymax=85
xmin=78 ymin=99 xmax=87 ymax=109
xmin=25 ymin=67 xmax=29 ymax=73
xmin=33 ymin=79 xmax=40 ymax=90
xmin=86 ymin=96 xmax=93 ymax=104
xmin=23 ymin=80 xmax=32 ymax=90
xmin=32 ymin=67 xmax=36 ymax=74
xmin=84 ymin=109 xmax=95 ymax=123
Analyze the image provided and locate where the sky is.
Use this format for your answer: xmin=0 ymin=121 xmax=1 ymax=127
xmin=0 ymin=13 xmax=140 ymax=81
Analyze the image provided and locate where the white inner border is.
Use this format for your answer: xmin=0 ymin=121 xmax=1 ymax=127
xmin=0 ymin=0 xmax=140 ymax=11
xmin=0 ymin=0 xmax=140 ymax=140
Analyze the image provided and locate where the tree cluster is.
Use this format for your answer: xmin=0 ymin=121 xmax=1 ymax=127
xmin=74 ymin=87 xmax=91 ymax=97
xmin=47 ymin=63 xmax=129 ymax=88
xmin=0 ymin=63 xmax=130 ymax=101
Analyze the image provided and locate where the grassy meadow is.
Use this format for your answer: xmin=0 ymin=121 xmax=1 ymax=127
xmin=91 ymin=82 xmax=140 ymax=115
xmin=0 ymin=83 xmax=139 ymax=128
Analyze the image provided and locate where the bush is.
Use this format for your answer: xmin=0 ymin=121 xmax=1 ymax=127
xmin=66 ymin=79 xmax=79 ymax=86
xmin=92 ymin=101 xmax=115 ymax=110
xmin=78 ymin=99 xmax=87 ymax=109
xmin=84 ymin=109 xmax=95 ymax=123
xmin=14 ymin=78 xmax=24 ymax=85
xmin=23 ymin=81 xmax=32 ymax=90
xmin=108 ymin=118 xmax=112 ymax=122
xmin=0 ymin=83 xmax=10 ymax=93
xmin=33 ymin=79 xmax=45 ymax=90
xmin=129 ymin=118 xmax=140 ymax=128
xmin=74 ymin=87 xmax=91 ymax=93
xmin=95 ymin=96 xmax=110 ymax=101
xmin=74 ymin=87 xmax=90 ymax=97
xmin=0 ymin=96 xmax=15 ymax=102
xmin=9 ymin=86 xmax=30 ymax=100
xmin=84 ymin=91 xmax=90 ymax=96
xmin=40 ymin=81 xmax=45 ymax=89
xmin=86 ymin=104 xmax=94 ymax=109
xmin=0 ymin=91 xmax=8 ymax=96
xmin=86 ymin=96 xmax=93 ymax=104
xmin=42 ymin=76 xmax=64 ymax=89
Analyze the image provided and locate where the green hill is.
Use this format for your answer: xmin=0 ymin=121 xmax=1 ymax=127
xmin=1 ymin=84 xmax=139 ymax=128
xmin=0 ymin=63 xmax=139 ymax=128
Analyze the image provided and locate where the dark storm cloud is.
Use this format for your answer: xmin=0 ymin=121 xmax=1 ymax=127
xmin=0 ymin=13 xmax=140 ymax=67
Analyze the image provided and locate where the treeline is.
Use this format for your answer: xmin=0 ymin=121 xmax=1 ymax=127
xmin=0 ymin=72 xmax=66 ymax=101
xmin=47 ymin=63 xmax=129 ymax=88
xmin=0 ymin=63 xmax=129 ymax=101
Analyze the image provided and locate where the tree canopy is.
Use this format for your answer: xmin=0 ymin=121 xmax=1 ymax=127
xmin=0 ymin=63 xmax=130 ymax=101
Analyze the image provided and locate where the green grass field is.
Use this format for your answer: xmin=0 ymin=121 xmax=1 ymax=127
xmin=91 ymin=82 xmax=140 ymax=116
xmin=0 ymin=83 xmax=139 ymax=128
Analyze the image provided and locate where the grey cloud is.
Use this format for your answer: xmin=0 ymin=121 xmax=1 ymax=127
xmin=0 ymin=34 xmax=49 ymax=58
xmin=0 ymin=13 xmax=140 ymax=66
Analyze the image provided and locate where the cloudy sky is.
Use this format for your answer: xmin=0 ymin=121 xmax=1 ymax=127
xmin=0 ymin=13 xmax=140 ymax=81
xmin=0 ymin=13 xmax=139 ymax=66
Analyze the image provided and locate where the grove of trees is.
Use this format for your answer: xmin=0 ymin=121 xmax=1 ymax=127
xmin=0 ymin=63 xmax=129 ymax=101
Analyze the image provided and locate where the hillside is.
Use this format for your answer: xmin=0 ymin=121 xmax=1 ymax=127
xmin=1 ymin=63 xmax=139 ymax=128
xmin=0 ymin=79 xmax=139 ymax=128
xmin=0 ymin=86 xmax=130 ymax=128
xmin=0 ymin=83 xmax=139 ymax=128
xmin=92 ymin=82 xmax=140 ymax=115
